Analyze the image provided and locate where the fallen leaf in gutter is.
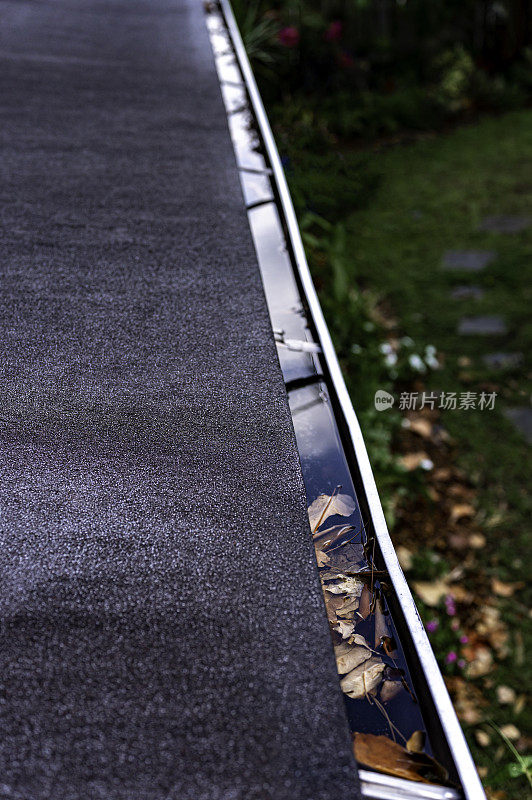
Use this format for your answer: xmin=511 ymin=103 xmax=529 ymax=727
xmin=349 ymin=633 xmax=372 ymax=649
xmin=406 ymin=730 xmax=426 ymax=753
xmin=353 ymin=733 xmax=449 ymax=784
xmin=324 ymin=576 xmax=364 ymax=597
xmin=374 ymin=597 xmax=391 ymax=648
xmin=341 ymin=657 xmax=385 ymax=699
xmin=308 ymin=492 xmax=356 ymax=533
xmin=335 ymin=642 xmax=373 ymax=674
xmin=358 ymin=585 xmax=372 ymax=619
xmin=380 ymin=680 xmax=403 ymax=702
xmin=315 ymin=550 xmax=330 ymax=567
xmin=334 ymin=620 xmax=355 ymax=639
xmin=324 ymin=593 xmax=348 ymax=626
xmin=335 ymin=595 xmax=359 ymax=618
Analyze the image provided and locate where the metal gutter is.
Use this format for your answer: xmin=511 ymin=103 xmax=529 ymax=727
xmin=213 ymin=3 xmax=486 ymax=798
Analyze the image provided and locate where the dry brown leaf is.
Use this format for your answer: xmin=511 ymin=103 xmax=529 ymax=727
xmin=341 ymin=657 xmax=385 ymax=699
xmin=353 ymin=733 xmax=448 ymax=784
xmin=335 ymin=595 xmax=359 ymax=619
xmin=399 ymin=452 xmax=431 ymax=471
xmin=486 ymin=790 xmax=506 ymax=800
xmin=374 ymin=597 xmax=391 ymax=648
xmin=433 ymin=467 xmax=452 ymax=482
xmin=406 ymin=731 xmax=426 ymax=753
xmin=324 ymin=593 xmax=347 ymax=626
xmin=475 ymin=729 xmax=491 ymax=747
xmin=464 ymin=645 xmax=493 ymax=678
xmin=449 ymin=503 xmax=475 ymax=523
xmin=358 ymin=585 xmax=372 ymax=619
xmin=448 ymin=483 xmax=474 ymax=500
xmin=412 ymin=578 xmax=449 ymax=607
xmin=308 ymin=493 xmax=356 ymax=533
xmin=335 ymin=642 xmax=372 ymax=675
xmin=476 ymin=605 xmax=502 ymax=634
xmin=475 ymin=606 xmax=509 ymax=656
xmin=315 ymin=550 xmax=330 ymax=567
xmin=348 ymin=633 xmax=373 ymax=649
xmin=491 ymin=578 xmax=524 ymax=598
xmin=380 ymin=680 xmax=403 ymax=702
xmin=500 ymin=724 xmax=520 ymax=741
xmin=446 ymin=676 xmax=486 ymax=724
xmin=334 ymin=620 xmax=355 ymax=639
xmin=496 ymin=685 xmax=516 ymax=705
xmin=489 ymin=628 xmax=510 ymax=657
xmin=469 ymin=533 xmax=486 ymax=548
xmin=448 ymin=532 xmax=470 ymax=551
xmin=448 ymin=584 xmax=473 ymax=603
xmin=514 ymin=695 xmax=526 ymax=715
xmin=408 ymin=418 xmax=433 ymax=439
xmin=324 ymin=576 xmax=364 ymax=597
xmin=396 ymin=545 xmax=413 ymax=571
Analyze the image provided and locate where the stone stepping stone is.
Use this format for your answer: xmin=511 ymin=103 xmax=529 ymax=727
xmin=503 ymin=407 xmax=532 ymax=445
xmin=450 ymin=285 xmax=485 ymax=300
xmin=483 ymin=352 xmax=523 ymax=370
xmin=442 ymin=250 xmax=496 ymax=271
xmin=458 ymin=316 xmax=507 ymax=335
xmin=479 ymin=215 xmax=531 ymax=233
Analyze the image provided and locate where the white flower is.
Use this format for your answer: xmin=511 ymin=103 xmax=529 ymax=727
xmin=408 ymin=354 xmax=427 ymax=373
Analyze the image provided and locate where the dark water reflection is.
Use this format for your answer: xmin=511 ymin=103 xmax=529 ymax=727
xmin=207 ymin=7 xmax=437 ymax=765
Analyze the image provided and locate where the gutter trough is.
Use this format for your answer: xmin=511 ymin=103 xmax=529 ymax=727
xmin=206 ymin=4 xmax=487 ymax=799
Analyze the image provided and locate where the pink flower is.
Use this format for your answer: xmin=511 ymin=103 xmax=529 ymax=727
xmin=445 ymin=651 xmax=457 ymax=664
xmin=324 ymin=21 xmax=343 ymax=42
xmin=426 ymin=620 xmax=439 ymax=633
xmin=459 ymin=634 xmax=469 ymax=644
xmin=444 ymin=594 xmax=456 ymax=616
xmin=458 ymin=659 xmax=466 ymax=669
xmin=278 ymin=26 xmax=300 ymax=48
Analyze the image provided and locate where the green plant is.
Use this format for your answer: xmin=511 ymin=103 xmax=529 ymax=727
xmin=489 ymin=722 xmax=532 ymax=788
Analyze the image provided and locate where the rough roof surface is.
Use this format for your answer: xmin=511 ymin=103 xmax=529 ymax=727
xmin=0 ymin=1 xmax=361 ymax=797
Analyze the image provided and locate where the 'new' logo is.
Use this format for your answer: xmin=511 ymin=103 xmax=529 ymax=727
xmin=374 ymin=390 xmax=394 ymax=410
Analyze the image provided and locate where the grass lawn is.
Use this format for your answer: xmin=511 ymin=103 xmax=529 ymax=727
xmin=340 ymin=111 xmax=532 ymax=794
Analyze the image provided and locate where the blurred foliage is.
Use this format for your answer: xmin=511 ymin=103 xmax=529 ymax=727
xmin=233 ymin=0 xmax=532 ymax=140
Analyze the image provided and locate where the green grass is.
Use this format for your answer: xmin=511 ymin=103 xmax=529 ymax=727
xmin=343 ymin=111 xmax=532 ymax=529
xmin=337 ymin=110 xmax=532 ymax=794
